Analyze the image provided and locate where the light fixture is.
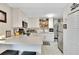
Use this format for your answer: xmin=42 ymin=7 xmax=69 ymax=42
xmin=45 ymin=13 xmax=55 ymax=18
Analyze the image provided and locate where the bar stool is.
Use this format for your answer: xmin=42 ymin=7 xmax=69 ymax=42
xmin=21 ymin=51 xmax=36 ymax=55
xmin=0 ymin=50 xmax=19 ymax=55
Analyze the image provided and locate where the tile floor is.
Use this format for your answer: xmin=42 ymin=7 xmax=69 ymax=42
xmin=41 ymin=41 xmax=63 ymax=55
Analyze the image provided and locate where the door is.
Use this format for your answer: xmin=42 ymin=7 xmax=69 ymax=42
xmin=58 ymin=19 xmax=63 ymax=53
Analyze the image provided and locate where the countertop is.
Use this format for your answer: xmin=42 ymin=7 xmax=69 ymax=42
xmin=0 ymin=35 xmax=43 ymax=45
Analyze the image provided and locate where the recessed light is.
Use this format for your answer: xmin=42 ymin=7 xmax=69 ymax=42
xmin=45 ymin=13 xmax=55 ymax=18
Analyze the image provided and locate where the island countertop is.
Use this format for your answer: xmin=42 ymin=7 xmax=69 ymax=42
xmin=0 ymin=35 xmax=43 ymax=45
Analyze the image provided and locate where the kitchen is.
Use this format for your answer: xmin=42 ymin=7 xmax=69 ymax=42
xmin=0 ymin=3 xmax=68 ymax=55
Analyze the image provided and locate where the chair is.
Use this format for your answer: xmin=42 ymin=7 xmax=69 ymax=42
xmin=0 ymin=50 xmax=19 ymax=55
xmin=21 ymin=51 xmax=36 ymax=55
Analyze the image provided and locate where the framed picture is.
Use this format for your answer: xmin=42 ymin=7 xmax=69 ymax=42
xmin=63 ymin=24 xmax=67 ymax=29
xmin=22 ymin=21 xmax=28 ymax=28
xmin=6 ymin=30 xmax=11 ymax=38
xmin=39 ymin=18 xmax=49 ymax=29
xmin=49 ymin=28 xmax=53 ymax=32
xmin=0 ymin=10 xmax=7 ymax=23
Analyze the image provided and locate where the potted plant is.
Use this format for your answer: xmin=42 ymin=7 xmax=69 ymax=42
xmin=26 ymin=30 xmax=30 ymax=36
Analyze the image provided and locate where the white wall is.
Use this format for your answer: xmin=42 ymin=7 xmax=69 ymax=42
xmin=63 ymin=4 xmax=72 ymax=54
xmin=25 ymin=17 xmax=39 ymax=28
xmin=12 ymin=8 xmax=26 ymax=28
xmin=63 ymin=3 xmax=79 ymax=54
xmin=49 ymin=17 xmax=53 ymax=28
xmin=0 ymin=4 xmax=12 ymax=36
xmin=0 ymin=4 xmax=15 ymax=53
xmin=24 ymin=17 xmax=53 ymax=29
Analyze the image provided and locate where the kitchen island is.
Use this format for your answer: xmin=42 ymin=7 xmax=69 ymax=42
xmin=0 ymin=35 xmax=43 ymax=55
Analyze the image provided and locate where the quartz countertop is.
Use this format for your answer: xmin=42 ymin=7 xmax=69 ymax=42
xmin=0 ymin=35 xmax=43 ymax=45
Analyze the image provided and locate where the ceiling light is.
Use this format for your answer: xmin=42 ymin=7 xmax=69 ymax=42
xmin=45 ymin=13 xmax=55 ymax=18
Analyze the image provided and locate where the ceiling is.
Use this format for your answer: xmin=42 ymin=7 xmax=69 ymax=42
xmin=7 ymin=3 xmax=69 ymax=18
